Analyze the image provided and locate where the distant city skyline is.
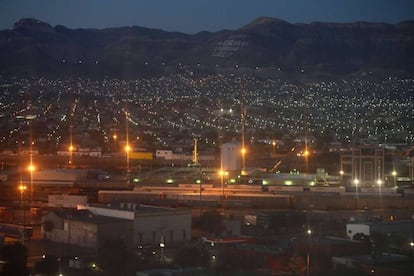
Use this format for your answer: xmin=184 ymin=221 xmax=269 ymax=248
xmin=0 ymin=0 xmax=413 ymax=34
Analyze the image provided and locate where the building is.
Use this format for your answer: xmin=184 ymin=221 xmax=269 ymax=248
xmin=85 ymin=203 xmax=192 ymax=247
xmin=41 ymin=209 xmax=133 ymax=249
xmin=340 ymin=146 xmax=385 ymax=190
xmin=221 ymin=141 xmax=242 ymax=173
xmin=42 ymin=203 xmax=192 ymax=250
xmin=346 ymin=219 xmax=414 ymax=241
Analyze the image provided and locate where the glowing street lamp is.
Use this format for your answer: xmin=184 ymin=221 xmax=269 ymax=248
xmin=27 ymin=164 xmax=35 ymax=173
xmin=241 ymin=147 xmax=247 ymax=175
xmin=124 ymin=144 xmax=131 ymax=153
xmin=339 ymin=170 xmax=344 ymax=186
xmin=18 ymin=184 xmax=27 ymax=242
xmin=376 ymin=179 xmax=383 ymax=186
xmin=124 ymin=144 xmax=131 ymax=185
xmin=27 ymin=162 xmax=35 ymax=201
xmin=68 ymin=144 xmax=74 ymax=165
xmin=219 ymin=170 xmax=228 ymax=197
xmin=112 ymin=134 xmax=117 ymax=152
xmin=306 ymin=228 xmax=312 ymax=276
xmin=392 ymin=171 xmax=397 ymax=188
xmin=160 ymin=235 xmax=165 ymax=263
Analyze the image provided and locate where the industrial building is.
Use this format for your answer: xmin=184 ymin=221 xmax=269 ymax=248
xmin=340 ymin=146 xmax=385 ymax=190
xmin=41 ymin=203 xmax=191 ymax=250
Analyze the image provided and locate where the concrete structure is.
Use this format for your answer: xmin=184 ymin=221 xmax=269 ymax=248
xmin=221 ymin=141 xmax=242 ymax=173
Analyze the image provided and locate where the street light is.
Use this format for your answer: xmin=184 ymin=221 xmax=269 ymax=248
xmin=339 ymin=170 xmax=344 ymax=187
xmin=392 ymin=171 xmax=397 ymax=188
xmin=241 ymin=147 xmax=247 ymax=175
xmin=28 ymin=163 xmax=35 ymax=202
xmin=219 ymin=170 xmax=228 ymax=196
xmin=113 ymin=134 xmax=117 ymax=152
xmin=18 ymin=184 xmax=27 ymax=242
xmin=125 ymin=144 xmax=131 ymax=185
xmin=306 ymin=228 xmax=312 ymax=276
xmin=160 ymin=235 xmax=165 ymax=263
xmin=69 ymin=144 xmax=74 ymax=165
xmin=353 ymin=178 xmax=359 ymax=186
xmin=353 ymin=178 xmax=360 ymax=208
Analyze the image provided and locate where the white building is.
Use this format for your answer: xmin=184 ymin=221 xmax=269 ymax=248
xmin=221 ymin=141 xmax=242 ymax=173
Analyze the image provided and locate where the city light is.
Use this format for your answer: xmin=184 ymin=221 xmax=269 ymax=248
xmin=19 ymin=184 xmax=27 ymax=192
xmin=392 ymin=170 xmax=397 ymax=187
xmin=27 ymin=163 xmax=35 ymax=172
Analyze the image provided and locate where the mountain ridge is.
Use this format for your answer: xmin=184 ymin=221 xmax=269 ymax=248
xmin=0 ymin=17 xmax=413 ymax=79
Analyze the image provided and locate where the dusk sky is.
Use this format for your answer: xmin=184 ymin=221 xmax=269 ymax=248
xmin=0 ymin=0 xmax=413 ymax=34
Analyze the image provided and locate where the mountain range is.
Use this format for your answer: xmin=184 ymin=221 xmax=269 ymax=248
xmin=0 ymin=17 xmax=413 ymax=79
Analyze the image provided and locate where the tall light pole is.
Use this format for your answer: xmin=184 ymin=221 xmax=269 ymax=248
xmin=69 ymin=124 xmax=73 ymax=165
xmin=19 ymin=183 xmax=27 ymax=242
xmin=28 ymin=163 xmax=35 ymax=203
xmin=112 ymin=133 xmax=117 ymax=153
xmin=241 ymin=103 xmax=246 ymax=175
xmin=160 ymin=235 xmax=165 ymax=263
xmin=354 ymin=178 xmax=359 ymax=209
xmin=392 ymin=170 xmax=397 ymax=188
xmin=303 ymin=147 xmax=310 ymax=174
xmin=219 ymin=170 xmax=225 ymax=198
xmin=306 ymin=228 xmax=312 ymax=276
xmin=68 ymin=144 xmax=74 ymax=166
xmin=125 ymin=144 xmax=131 ymax=186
